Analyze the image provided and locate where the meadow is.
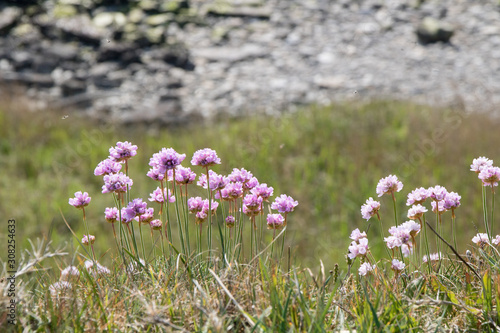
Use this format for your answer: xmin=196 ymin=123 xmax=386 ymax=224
xmin=2 ymin=91 xmax=500 ymax=331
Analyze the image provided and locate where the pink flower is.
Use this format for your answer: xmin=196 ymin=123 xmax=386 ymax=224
xmin=149 ymin=148 xmax=186 ymax=174
xmin=109 ymin=141 xmax=137 ymax=162
xmin=104 ymin=207 xmax=119 ymax=223
xmin=443 ymin=191 xmax=461 ymax=210
xmin=348 ymin=238 xmax=369 ymax=259
xmin=94 ymin=158 xmax=122 ymax=176
xmin=188 ymin=196 xmax=204 ymax=213
xmin=136 ymin=208 xmax=154 ymax=224
xmin=174 ymin=166 xmax=196 ymax=185
xmin=349 ymin=228 xmax=367 ymax=242
xmin=150 ymin=219 xmax=162 ymax=230
xmin=49 ymin=281 xmax=72 ymax=297
xmin=407 ymin=204 xmax=427 ymax=220
xmin=251 ymin=183 xmax=274 ymax=200
xmin=401 ymin=220 xmax=421 ymax=237
xmin=225 ymin=215 xmax=236 ymax=228
xmin=428 ymin=185 xmax=448 ymax=201
xmin=228 ymin=168 xmax=253 ymax=183
xmin=216 ymin=182 xmax=244 ymax=200
xmin=478 ymin=166 xmax=500 ymax=187
xmin=376 ymin=175 xmax=403 ymax=197
xmin=69 ymin=191 xmax=91 ymax=209
xmin=406 ymin=187 xmax=430 ymax=206
xmin=102 ymin=173 xmax=133 ymax=194
xmin=431 ymin=200 xmax=447 ymax=214
xmin=266 ymin=214 xmax=285 ymax=229
xmin=492 ymin=235 xmax=500 ymax=246
xmin=60 ymin=266 xmax=80 ymax=280
xmin=472 ymin=233 xmax=489 ymax=246
xmin=197 ymin=170 xmax=228 ymax=191
xmin=470 ymin=157 xmax=493 ymax=173
xmin=191 ymin=148 xmax=221 ymax=167
xmin=271 ymin=194 xmax=298 ymax=213
xmin=358 ymin=262 xmax=374 ymax=276
xmin=82 ymin=234 xmax=95 ymax=245
xmin=423 ymin=252 xmax=443 ymax=263
xmin=391 ymin=259 xmax=405 ymax=271
xmin=149 ymin=187 xmax=175 ymax=204
xmin=360 ymin=197 xmax=381 ymax=221
xmin=146 ymin=168 xmax=165 ymax=181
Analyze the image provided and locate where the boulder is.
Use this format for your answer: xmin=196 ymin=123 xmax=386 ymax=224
xmin=416 ymin=17 xmax=454 ymax=44
xmin=0 ymin=7 xmax=22 ymax=35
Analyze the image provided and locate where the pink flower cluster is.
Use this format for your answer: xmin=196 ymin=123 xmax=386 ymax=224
xmin=348 ymin=229 xmax=369 ymax=260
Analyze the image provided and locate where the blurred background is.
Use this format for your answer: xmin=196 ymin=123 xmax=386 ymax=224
xmin=1 ymin=0 xmax=500 ymax=270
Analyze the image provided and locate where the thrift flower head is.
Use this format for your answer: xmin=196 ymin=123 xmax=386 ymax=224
xmin=149 ymin=187 xmax=175 ymax=204
xmin=216 ymin=182 xmax=244 ymax=200
xmin=84 ymin=260 xmax=110 ymax=275
xmin=69 ymin=191 xmax=91 ymax=209
xmin=348 ymin=238 xmax=369 ymax=259
xmin=406 ymin=187 xmax=430 ymax=206
xmin=123 ymin=198 xmax=147 ymax=220
xmin=401 ymin=244 xmax=413 ymax=257
xmin=360 ymin=197 xmax=381 ymax=221
xmin=400 ymin=220 xmax=421 ymax=238
xmin=136 ymin=207 xmax=154 ymax=224
xmin=188 ymin=196 xmax=205 ymax=213
xmin=267 ymin=213 xmax=285 ymax=229
xmin=471 ymin=156 xmax=493 ymax=173
xmin=443 ymin=191 xmax=461 ymax=210
xmin=431 ymin=200 xmax=447 ymax=214
xmin=478 ymin=166 xmax=500 ymax=187
xmin=104 ymin=207 xmax=119 ymax=223
xmin=376 ymin=175 xmax=403 ymax=197
xmin=149 ymin=148 xmax=186 ymax=174
xmin=49 ymin=281 xmax=72 ymax=297
xmin=407 ymin=204 xmax=427 ymax=220
xmin=243 ymin=177 xmax=259 ymax=190
xmin=423 ymin=252 xmax=443 ymax=263
xmin=191 ymin=148 xmax=221 ymax=167
xmin=226 ymin=215 xmax=236 ymax=228
xmin=174 ymin=166 xmax=196 ymax=185
xmin=243 ymin=204 xmax=261 ymax=217
xmin=82 ymin=234 xmax=95 ymax=245
xmin=102 ymin=173 xmax=133 ymax=194
xmin=120 ymin=207 xmax=134 ymax=224
xmin=228 ymin=168 xmax=253 ymax=183
xmin=109 ymin=141 xmax=137 ymax=162
xmin=197 ymin=170 xmax=228 ymax=191
xmin=271 ymin=194 xmax=298 ymax=213
xmin=391 ymin=259 xmax=405 ymax=271
xmin=146 ymin=168 xmax=165 ymax=181
xmin=350 ymin=228 xmax=367 ymax=242
xmin=94 ymin=158 xmax=122 ymax=176
xmin=428 ymin=185 xmax=448 ymax=201
xmin=492 ymin=235 xmax=500 ymax=246
xmin=251 ymin=183 xmax=274 ymax=200
xmin=243 ymin=194 xmax=263 ymax=209
xmin=150 ymin=219 xmax=162 ymax=230
xmin=472 ymin=233 xmax=489 ymax=247
xmin=61 ymin=266 xmax=80 ymax=280
xmin=359 ymin=262 xmax=374 ymax=276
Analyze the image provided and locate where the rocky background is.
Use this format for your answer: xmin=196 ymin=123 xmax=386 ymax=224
xmin=1 ymin=0 xmax=499 ymax=124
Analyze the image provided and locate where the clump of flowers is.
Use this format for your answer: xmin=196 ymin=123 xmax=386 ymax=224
xmin=472 ymin=233 xmax=489 ymax=247
xmin=359 ymin=262 xmax=375 ymax=276
xmin=191 ymin=148 xmax=221 ymax=167
xmin=69 ymin=191 xmax=91 ymax=209
xmin=470 ymin=156 xmax=493 ymax=173
xmin=376 ymin=175 xmax=403 ymax=197
xmin=478 ymin=166 xmax=500 ymax=187
xmin=102 ymin=173 xmax=133 ymax=194
xmin=109 ymin=141 xmax=137 ymax=162
xmin=360 ymin=197 xmax=381 ymax=221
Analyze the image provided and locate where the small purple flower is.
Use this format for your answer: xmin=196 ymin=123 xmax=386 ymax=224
xmin=431 ymin=200 xmax=447 ymax=214
xmin=376 ymin=175 xmax=403 ymax=197
xmin=385 ymin=236 xmax=401 ymax=249
xmin=225 ymin=215 xmax=236 ymax=228
xmin=251 ymin=183 xmax=274 ymax=200
xmin=149 ymin=187 xmax=175 ymax=204
xmin=174 ymin=166 xmax=196 ymax=185
xmin=360 ymin=197 xmax=381 ymax=221
xmin=84 ymin=260 xmax=110 ymax=275
xmin=443 ymin=191 xmax=461 ymax=210
xmin=136 ymin=207 xmax=154 ymax=224
xmin=406 ymin=187 xmax=430 ymax=206
xmin=243 ymin=177 xmax=259 ymax=190
xmin=109 ymin=141 xmax=137 ymax=162
xmin=120 ymin=207 xmax=134 ymax=224
xmin=478 ymin=166 xmax=500 ymax=187
xmin=150 ymin=219 xmax=162 ymax=230
xmin=188 ymin=196 xmax=204 ymax=213
xmin=149 ymin=148 xmax=186 ymax=175
xmin=105 ymin=207 xmax=119 ymax=223
xmin=349 ymin=228 xmax=367 ymax=242
xmin=472 ymin=233 xmax=489 ymax=247
xmin=391 ymin=259 xmax=405 ymax=271
xmin=82 ymin=234 xmax=95 ymax=245
xmin=94 ymin=158 xmax=122 ymax=176
xmin=147 ymin=168 xmax=165 ymax=182
xmin=191 ymin=148 xmax=221 ymax=167
xmin=228 ymin=168 xmax=253 ymax=183
xmin=102 ymin=173 xmax=133 ymax=194
xmin=49 ymin=281 xmax=72 ymax=297
xmin=69 ymin=191 xmax=91 ymax=209
xmin=358 ymin=262 xmax=374 ymax=276
xmin=348 ymin=238 xmax=369 ymax=259
xmin=401 ymin=244 xmax=413 ymax=257
xmin=407 ymin=204 xmax=427 ymax=220
xmin=267 ymin=213 xmax=285 ymax=229
xmin=243 ymin=194 xmax=263 ymax=209
xmin=216 ymin=182 xmax=244 ymax=201
xmin=202 ymin=199 xmax=219 ymax=215
xmin=423 ymin=252 xmax=443 ymax=263
xmin=400 ymin=220 xmax=421 ymax=237
xmin=242 ymin=204 xmax=261 ymax=217
xmin=492 ymin=235 xmax=500 ymax=246
xmin=271 ymin=194 xmax=298 ymax=213
xmin=197 ymin=170 xmax=228 ymax=191
xmin=471 ymin=157 xmax=493 ymax=173
xmin=123 ymin=199 xmax=147 ymax=220
xmin=428 ymin=185 xmax=448 ymax=201
xmin=60 ymin=266 xmax=80 ymax=281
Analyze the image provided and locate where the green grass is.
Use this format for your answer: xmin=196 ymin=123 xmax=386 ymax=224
xmin=1 ymin=94 xmax=499 ymax=268
xmin=3 ymin=92 xmax=500 ymax=331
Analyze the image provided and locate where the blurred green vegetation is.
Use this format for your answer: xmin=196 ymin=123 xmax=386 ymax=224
xmin=1 ymin=93 xmax=499 ymax=269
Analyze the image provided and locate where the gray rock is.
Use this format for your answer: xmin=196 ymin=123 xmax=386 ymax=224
xmin=61 ymin=78 xmax=86 ymax=96
xmin=416 ymin=16 xmax=454 ymax=44
xmin=0 ymin=7 xmax=22 ymax=35
xmin=1 ymin=72 xmax=54 ymax=88
xmin=207 ymin=6 xmax=272 ymax=19
xmin=193 ymin=44 xmax=268 ymax=62
xmin=55 ymin=15 xmax=105 ymax=45
xmin=93 ymin=12 xmax=127 ymax=28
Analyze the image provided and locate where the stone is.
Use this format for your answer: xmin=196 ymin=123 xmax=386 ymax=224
xmin=145 ymin=13 xmax=173 ymax=26
xmin=61 ymin=78 xmax=87 ymax=96
xmin=93 ymin=12 xmax=127 ymax=28
xmin=207 ymin=6 xmax=272 ymax=19
xmin=55 ymin=15 xmax=106 ymax=45
xmin=96 ymin=43 xmax=140 ymax=64
xmin=0 ymin=7 xmax=22 ymax=35
xmin=193 ymin=44 xmax=268 ymax=63
xmin=53 ymin=5 xmax=79 ymax=18
xmin=144 ymin=44 xmax=194 ymax=69
xmin=416 ymin=16 xmax=454 ymax=44
xmin=0 ymin=72 xmax=54 ymax=88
